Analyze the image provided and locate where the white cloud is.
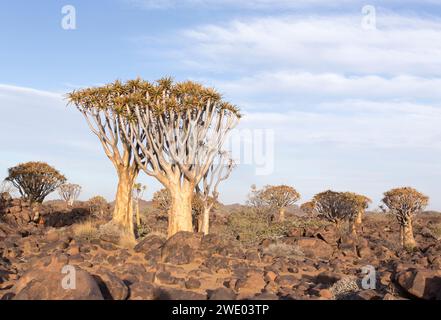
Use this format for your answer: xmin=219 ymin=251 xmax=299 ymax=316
xmin=175 ymin=14 xmax=441 ymax=76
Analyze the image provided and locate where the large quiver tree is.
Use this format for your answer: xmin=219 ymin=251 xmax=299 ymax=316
xmin=119 ymin=78 xmax=240 ymax=237
xmin=68 ymin=83 xmax=141 ymax=239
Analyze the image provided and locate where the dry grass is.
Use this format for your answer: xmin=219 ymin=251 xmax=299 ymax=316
xmin=72 ymin=220 xmax=100 ymax=241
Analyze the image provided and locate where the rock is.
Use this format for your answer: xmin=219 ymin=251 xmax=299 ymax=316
xmin=296 ymin=238 xmax=334 ymax=260
xmin=161 ymin=232 xmax=202 ymax=265
xmin=316 ymin=271 xmax=342 ymax=286
xmin=207 ymin=287 xmax=237 ymax=300
xmin=235 ymin=271 xmax=266 ymax=298
xmin=94 ymin=269 xmax=129 ymax=300
xmin=155 ymin=271 xmax=176 ymax=285
xmin=155 ymin=287 xmax=206 ymax=300
xmin=275 ymin=275 xmax=298 ymax=288
xmin=396 ymin=268 xmax=441 ymax=300
xmin=129 ymin=282 xmax=157 ymax=300
xmin=185 ymin=278 xmax=201 ymax=289
xmin=12 ymin=262 xmax=103 ymax=300
xmin=318 ymin=289 xmax=334 ymax=299
xmin=135 ymin=235 xmax=165 ymax=253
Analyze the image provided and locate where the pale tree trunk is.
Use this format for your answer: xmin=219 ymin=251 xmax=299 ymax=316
xmin=135 ymin=198 xmax=141 ymax=227
xmin=350 ymin=221 xmax=357 ymax=237
xmin=112 ymin=168 xmax=137 ymax=239
xmin=399 ymin=225 xmax=404 ymax=247
xmin=168 ymin=182 xmax=194 ymax=238
xmin=355 ymin=210 xmax=363 ymax=225
xmin=198 ymin=206 xmax=212 ymax=235
xmin=403 ymin=219 xmax=417 ymax=250
xmin=279 ymin=208 xmax=286 ymax=222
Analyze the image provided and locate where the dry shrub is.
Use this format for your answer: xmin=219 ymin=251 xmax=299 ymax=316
xmin=73 ymin=220 xmax=99 ymax=241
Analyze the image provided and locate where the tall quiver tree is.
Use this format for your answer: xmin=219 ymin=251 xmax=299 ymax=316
xmin=196 ymin=151 xmax=234 ymax=235
xmin=260 ymin=185 xmax=301 ymax=222
xmin=119 ymin=78 xmax=240 ymax=237
xmin=67 ymin=83 xmax=141 ymax=239
xmin=345 ymin=192 xmax=371 ymax=233
xmin=382 ymin=187 xmax=428 ymax=250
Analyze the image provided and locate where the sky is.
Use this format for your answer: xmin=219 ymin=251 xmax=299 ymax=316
xmin=0 ymin=0 xmax=440 ymax=209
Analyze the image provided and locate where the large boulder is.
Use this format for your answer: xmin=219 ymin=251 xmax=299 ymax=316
xmin=396 ymin=268 xmax=441 ymax=300
xmin=11 ymin=258 xmax=103 ymax=300
xmin=296 ymin=237 xmax=334 ymax=260
xmin=93 ymin=269 xmax=129 ymax=300
xmin=161 ymin=232 xmax=203 ymax=265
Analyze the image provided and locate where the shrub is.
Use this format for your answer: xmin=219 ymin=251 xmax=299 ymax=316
xmin=87 ymin=196 xmax=109 ymax=218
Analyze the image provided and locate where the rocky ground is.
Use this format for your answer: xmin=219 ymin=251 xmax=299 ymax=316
xmin=1 ymin=193 xmax=441 ymax=300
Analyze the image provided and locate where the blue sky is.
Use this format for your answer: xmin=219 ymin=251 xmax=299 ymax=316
xmin=1 ymin=0 xmax=441 ymax=209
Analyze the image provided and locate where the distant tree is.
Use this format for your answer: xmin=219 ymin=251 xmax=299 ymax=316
xmin=259 ymin=185 xmax=300 ymax=222
xmin=68 ymin=82 xmax=141 ymax=240
xmin=133 ymin=183 xmax=147 ymax=227
xmin=152 ymin=188 xmax=171 ymax=216
xmin=300 ymin=201 xmax=316 ymax=215
xmin=5 ymin=162 xmax=66 ymax=204
xmin=58 ymin=183 xmax=82 ymax=207
xmin=247 ymin=184 xmax=266 ymax=208
xmin=345 ymin=192 xmax=371 ymax=228
xmin=313 ymin=190 xmax=360 ymax=231
xmin=88 ymin=196 xmax=109 ymax=218
xmin=382 ymin=187 xmax=429 ymax=250
xmin=195 ymin=151 xmax=234 ymax=235
xmin=0 ymin=181 xmax=16 ymax=197
xmin=118 ymin=78 xmax=240 ymax=237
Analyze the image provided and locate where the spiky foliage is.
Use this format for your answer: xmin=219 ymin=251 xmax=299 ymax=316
xmin=260 ymin=185 xmax=300 ymax=220
xmin=152 ymin=188 xmax=172 ymax=214
xmin=313 ymin=190 xmax=361 ymax=225
xmin=382 ymin=187 xmax=429 ymax=249
xmin=5 ymin=162 xmax=66 ymax=203
xmin=382 ymin=187 xmax=428 ymax=223
xmin=58 ymin=183 xmax=81 ymax=207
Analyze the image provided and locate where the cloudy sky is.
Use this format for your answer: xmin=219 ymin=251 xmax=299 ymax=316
xmin=1 ymin=0 xmax=440 ymax=209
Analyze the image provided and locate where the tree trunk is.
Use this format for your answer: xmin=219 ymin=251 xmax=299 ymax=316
xmin=279 ymin=208 xmax=286 ymax=222
xmin=112 ymin=168 xmax=137 ymax=239
xmin=198 ymin=206 xmax=211 ymax=235
xmin=403 ymin=220 xmax=417 ymax=250
xmin=355 ymin=210 xmax=363 ymax=225
xmin=135 ymin=199 xmax=141 ymax=227
xmin=350 ymin=221 xmax=357 ymax=237
xmin=168 ymin=184 xmax=193 ymax=238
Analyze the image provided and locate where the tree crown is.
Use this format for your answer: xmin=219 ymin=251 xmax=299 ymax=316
xmin=67 ymin=78 xmax=241 ymax=118
xmin=382 ymin=187 xmax=428 ymax=216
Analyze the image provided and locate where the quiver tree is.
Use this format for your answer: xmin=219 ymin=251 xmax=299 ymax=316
xmin=195 ymin=151 xmax=234 ymax=235
xmin=5 ymin=162 xmax=66 ymax=204
xmin=347 ymin=192 xmax=371 ymax=226
xmin=68 ymin=83 xmax=142 ymax=239
xmin=133 ymin=183 xmax=147 ymax=227
xmin=119 ymin=78 xmax=240 ymax=237
xmin=58 ymin=183 xmax=81 ymax=207
xmin=88 ymin=196 xmax=109 ymax=218
xmin=259 ymin=185 xmax=300 ymax=222
xmin=300 ymin=201 xmax=316 ymax=216
xmin=313 ymin=190 xmax=360 ymax=231
xmin=382 ymin=187 xmax=428 ymax=250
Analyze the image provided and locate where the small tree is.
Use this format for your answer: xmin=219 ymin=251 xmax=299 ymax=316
xmin=259 ymin=185 xmax=300 ymax=222
xmin=133 ymin=183 xmax=147 ymax=227
xmin=5 ymin=162 xmax=66 ymax=204
xmin=58 ymin=183 xmax=82 ymax=207
xmin=152 ymin=188 xmax=172 ymax=217
xmin=382 ymin=187 xmax=428 ymax=250
xmin=88 ymin=196 xmax=109 ymax=218
xmin=119 ymin=78 xmax=240 ymax=237
xmin=345 ymin=192 xmax=371 ymax=228
xmin=313 ymin=190 xmax=359 ymax=231
xmin=195 ymin=151 xmax=234 ymax=235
